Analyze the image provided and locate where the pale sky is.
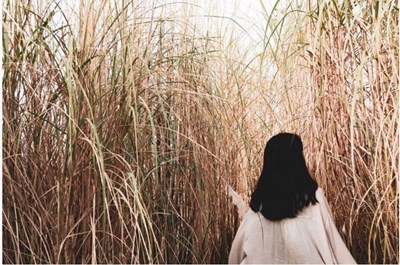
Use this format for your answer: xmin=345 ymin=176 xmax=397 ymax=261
xmin=57 ymin=0 xmax=280 ymax=60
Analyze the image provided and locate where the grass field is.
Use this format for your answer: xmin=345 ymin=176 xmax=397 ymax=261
xmin=2 ymin=0 xmax=399 ymax=263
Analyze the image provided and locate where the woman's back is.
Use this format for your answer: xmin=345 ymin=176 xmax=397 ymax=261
xmin=228 ymin=188 xmax=356 ymax=264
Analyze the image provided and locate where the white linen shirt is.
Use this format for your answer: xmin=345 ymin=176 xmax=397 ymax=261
xmin=228 ymin=188 xmax=357 ymax=264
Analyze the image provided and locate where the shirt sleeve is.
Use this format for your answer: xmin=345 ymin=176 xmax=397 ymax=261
xmin=317 ymin=189 xmax=357 ymax=264
xmin=228 ymin=214 xmax=248 ymax=264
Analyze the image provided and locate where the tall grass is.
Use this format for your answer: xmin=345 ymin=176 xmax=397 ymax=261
xmin=278 ymin=1 xmax=399 ymax=263
xmin=2 ymin=0 xmax=398 ymax=264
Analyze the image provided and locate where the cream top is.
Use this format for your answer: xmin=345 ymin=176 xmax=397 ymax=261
xmin=228 ymin=188 xmax=357 ymax=264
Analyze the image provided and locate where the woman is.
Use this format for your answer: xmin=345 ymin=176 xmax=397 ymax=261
xmin=229 ymin=133 xmax=356 ymax=264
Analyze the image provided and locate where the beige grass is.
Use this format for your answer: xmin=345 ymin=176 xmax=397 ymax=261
xmin=2 ymin=0 xmax=398 ymax=263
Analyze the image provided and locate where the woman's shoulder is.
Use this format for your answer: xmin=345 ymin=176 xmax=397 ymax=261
xmin=241 ymin=189 xmax=328 ymax=224
xmin=315 ymin=188 xmax=333 ymax=208
xmin=243 ymin=208 xmax=262 ymax=221
xmin=315 ymin=187 xmax=326 ymax=201
xmin=241 ymin=208 xmax=268 ymax=227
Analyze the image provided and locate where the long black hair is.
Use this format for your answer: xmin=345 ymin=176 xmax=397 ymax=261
xmin=250 ymin=133 xmax=318 ymax=221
